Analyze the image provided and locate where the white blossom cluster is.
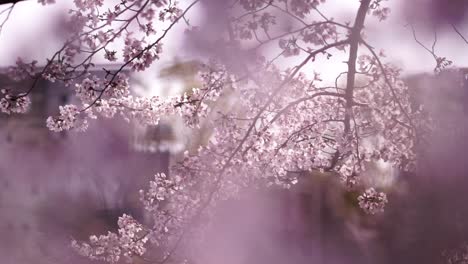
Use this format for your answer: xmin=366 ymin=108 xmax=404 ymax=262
xmin=135 ymin=169 xmax=210 ymax=258
xmin=74 ymin=73 xmax=130 ymax=105
xmin=0 ymin=58 xmax=36 ymax=114
xmin=357 ymin=187 xmax=388 ymax=215
xmin=44 ymin=63 xmax=227 ymax=135
xmin=0 ymin=0 xmax=428 ymax=262
xmin=7 ymin=58 xmax=37 ymax=81
xmin=71 ymin=214 xmax=148 ymax=263
xmin=46 ymin=105 xmax=88 ymax=132
xmin=123 ymin=37 xmax=163 ymax=72
xmin=0 ymin=93 xmax=30 ymax=115
xmin=139 ymin=173 xmax=183 ymax=210
xmin=2 ymin=0 xmax=186 ymax=116
xmin=74 ymin=75 xmax=101 ymax=103
xmin=443 ymin=243 xmax=468 ymax=264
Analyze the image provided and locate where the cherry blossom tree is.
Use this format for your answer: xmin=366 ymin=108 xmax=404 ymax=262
xmin=0 ymin=0 xmax=437 ymax=263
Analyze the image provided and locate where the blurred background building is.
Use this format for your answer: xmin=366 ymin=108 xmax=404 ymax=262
xmin=0 ymin=65 xmax=176 ymax=263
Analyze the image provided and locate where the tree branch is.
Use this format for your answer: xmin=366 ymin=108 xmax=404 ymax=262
xmin=0 ymin=0 xmax=26 ymax=5
xmin=329 ymin=0 xmax=371 ymax=170
xmin=344 ymin=0 xmax=371 ymax=133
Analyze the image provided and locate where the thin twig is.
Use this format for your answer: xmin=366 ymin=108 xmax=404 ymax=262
xmin=452 ymin=23 xmax=468 ymax=44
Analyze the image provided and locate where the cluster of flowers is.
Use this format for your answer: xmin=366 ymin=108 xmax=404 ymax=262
xmin=357 ymin=187 xmax=388 ymax=215
xmin=1 ymin=0 xmax=425 ymax=262
xmin=71 ymin=214 xmax=148 ymax=263
xmin=44 ymin=63 xmax=227 ymax=134
xmin=139 ymin=173 xmax=196 ymax=247
xmin=0 ymin=58 xmax=38 ymax=114
xmin=41 ymin=52 xmax=420 ymax=263
xmin=15 ymin=0 xmax=183 ymax=88
xmin=0 ymin=92 xmax=30 ymax=115
xmin=369 ymin=0 xmax=391 ymax=21
xmin=443 ymin=243 xmax=468 ymax=264
xmin=1 ymin=0 xmax=188 ymax=119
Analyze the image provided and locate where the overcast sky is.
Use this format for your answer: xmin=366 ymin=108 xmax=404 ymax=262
xmin=0 ymin=0 xmax=466 ymax=82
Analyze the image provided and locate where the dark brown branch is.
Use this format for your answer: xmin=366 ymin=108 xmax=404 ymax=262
xmin=344 ymin=0 xmax=371 ymax=133
xmin=0 ymin=0 xmax=25 ymax=5
xmin=0 ymin=2 xmax=15 ymax=34
xmin=329 ymin=0 xmax=371 ymax=170
xmin=452 ymin=23 xmax=468 ymax=44
xmin=409 ymin=23 xmax=452 ymax=73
